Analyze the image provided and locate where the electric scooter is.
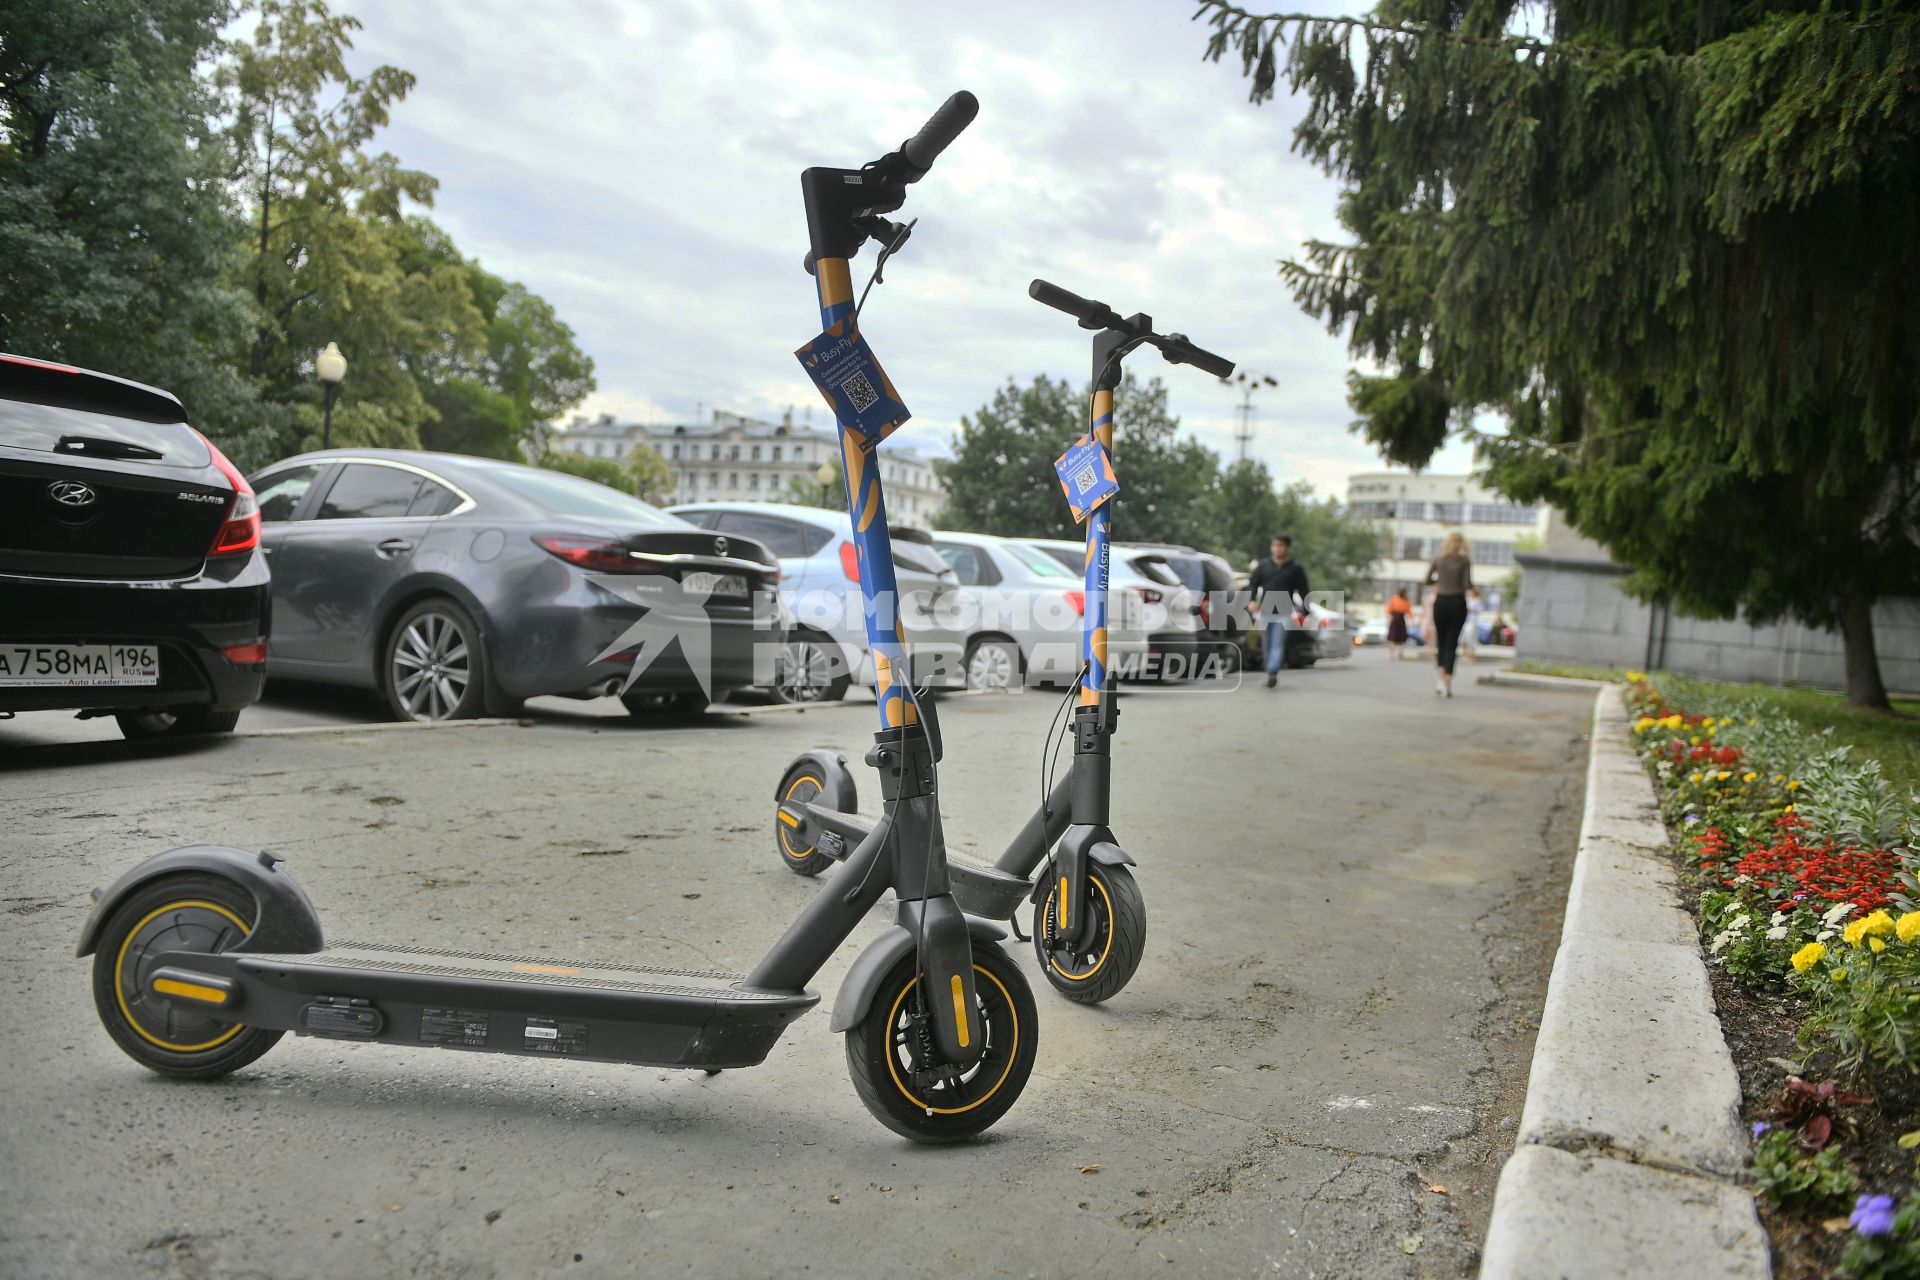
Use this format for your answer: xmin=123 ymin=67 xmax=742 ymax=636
xmin=773 ymin=281 xmax=1235 ymax=1005
xmin=76 ymin=91 xmax=1041 ymax=1144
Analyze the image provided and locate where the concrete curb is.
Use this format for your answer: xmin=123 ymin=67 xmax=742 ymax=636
xmin=1479 ymin=684 xmax=1770 ymax=1279
xmin=1484 ymin=668 xmax=1616 ymax=691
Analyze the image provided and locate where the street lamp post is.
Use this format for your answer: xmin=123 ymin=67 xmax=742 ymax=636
xmin=1222 ymin=371 xmax=1280 ymax=464
xmin=316 ymin=342 xmax=347 ymax=450
xmin=815 ymin=460 xmax=835 ymax=508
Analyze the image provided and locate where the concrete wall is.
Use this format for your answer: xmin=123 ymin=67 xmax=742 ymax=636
xmin=1516 ymin=552 xmax=1920 ymax=695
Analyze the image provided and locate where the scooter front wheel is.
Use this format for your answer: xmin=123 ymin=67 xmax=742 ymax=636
xmin=1033 ymin=861 xmax=1147 ymax=1004
xmin=90 ymin=873 xmax=283 ymax=1079
xmin=845 ymin=943 xmax=1038 ymax=1143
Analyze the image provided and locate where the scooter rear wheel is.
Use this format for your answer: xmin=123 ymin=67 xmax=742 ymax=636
xmin=845 ymin=943 xmax=1037 ymax=1143
xmin=1032 ymin=861 xmax=1147 ymax=1005
xmin=771 ymin=756 xmax=856 ymax=875
xmin=90 ymin=873 xmax=283 ymax=1079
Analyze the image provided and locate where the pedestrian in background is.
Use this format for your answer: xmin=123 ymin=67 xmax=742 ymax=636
xmin=1248 ymin=533 xmax=1310 ymax=690
xmin=1385 ymin=588 xmax=1412 ymax=660
xmin=1424 ymin=531 xmax=1473 ymax=698
xmin=1461 ymin=587 xmax=1484 ymax=663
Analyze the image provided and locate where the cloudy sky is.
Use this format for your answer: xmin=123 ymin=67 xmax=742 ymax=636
xmin=341 ymin=0 xmax=1476 ymax=495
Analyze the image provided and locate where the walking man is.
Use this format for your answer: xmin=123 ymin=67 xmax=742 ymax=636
xmin=1248 ymin=534 xmax=1310 ymax=690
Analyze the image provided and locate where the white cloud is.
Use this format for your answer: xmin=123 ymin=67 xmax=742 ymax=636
xmin=342 ymin=0 xmax=1479 ymax=496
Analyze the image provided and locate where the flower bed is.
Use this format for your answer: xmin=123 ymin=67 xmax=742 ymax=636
xmin=1624 ymin=671 xmax=1920 ymax=1277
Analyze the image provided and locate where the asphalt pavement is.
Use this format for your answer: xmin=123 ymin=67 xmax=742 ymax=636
xmin=0 ymin=652 xmax=1590 ymax=1279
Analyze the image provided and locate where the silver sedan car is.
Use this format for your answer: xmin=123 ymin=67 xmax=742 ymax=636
xmin=929 ymin=531 xmax=1152 ymax=688
xmin=249 ymin=450 xmax=779 ymax=720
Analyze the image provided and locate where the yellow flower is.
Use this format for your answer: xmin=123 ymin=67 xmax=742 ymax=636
xmin=1689 ymin=772 xmax=1703 ymax=784
xmin=1774 ymin=774 xmax=1787 ymax=784
xmin=1897 ymin=913 xmax=1920 ymax=945
xmin=1717 ymin=771 xmax=1732 ymax=781
xmin=1625 ymin=669 xmax=1646 ymax=683
xmin=1863 ymin=910 xmax=1896 ymax=939
xmin=1634 ymin=717 xmax=1655 ymax=733
xmin=1785 ymin=804 xmax=1796 ymax=814
xmin=1742 ymin=772 xmax=1758 ymax=783
xmin=1834 ymin=969 xmax=1849 ymax=983
xmin=1791 ymin=942 xmax=1827 ymax=973
xmin=1871 ymin=937 xmax=1887 ymax=953
xmin=1690 ymin=735 xmax=1702 ymax=746
xmin=1844 ymin=919 xmax=1871 ymax=947
xmin=1786 ymin=780 xmax=1802 ymax=791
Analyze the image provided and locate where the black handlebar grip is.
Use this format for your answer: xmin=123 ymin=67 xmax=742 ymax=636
xmin=1174 ymin=342 xmax=1236 ymax=380
xmin=803 ymin=251 xmax=816 ymax=276
xmin=901 ymin=91 xmax=979 ymax=177
xmin=1029 ymin=278 xmax=1118 ymax=328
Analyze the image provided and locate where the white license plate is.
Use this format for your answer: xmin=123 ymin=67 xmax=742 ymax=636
xmin=0 ymin=643 xmax=160 ymax=687
xmin=681 ymin=571 xmax=748 ymax=599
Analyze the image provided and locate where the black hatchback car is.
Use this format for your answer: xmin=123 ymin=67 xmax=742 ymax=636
xmin=0 ymin=353 xmax=269 ymax=738
xmin=247 ymin=450 xmax=779 ymax=720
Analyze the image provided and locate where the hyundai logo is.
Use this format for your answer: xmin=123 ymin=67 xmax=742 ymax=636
xmin=47 ymin=480 xmax=96 ymax=508
xmin=713 ymin=536 xmax=729 ymax=556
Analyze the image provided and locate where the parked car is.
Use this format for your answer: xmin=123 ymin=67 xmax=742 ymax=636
xmin=1015 ymin=537 xmax=1203 ymax=679
xmin=668 ymin=500 xmax=967 ymax=703
xmin=928 ymin=530 xmax=1150 ymax=688
xmin=0 ymin=353 xmax=269 ymax=739
xmin=1122 ymin=543 xmax=1246 ymax=675
xmin=250 ymin=450 xmax=778 ymax=719
xmin=1247 ymin=601 xmax=1352 ymax=669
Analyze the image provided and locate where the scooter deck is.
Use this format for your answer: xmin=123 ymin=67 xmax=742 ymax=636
xmin=150 ymin=940 xmax=818 ymax=1070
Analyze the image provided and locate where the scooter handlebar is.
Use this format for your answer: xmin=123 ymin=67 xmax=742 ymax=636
xmin=901 ymin=91 xmax=978 ymax=178
xmin=1028 ymin=278 xmax=1122 ymax=330
xmin=1161 ymin=335 xmax=1236 ymax=380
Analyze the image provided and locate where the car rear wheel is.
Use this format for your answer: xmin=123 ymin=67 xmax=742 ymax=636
xmin=115 ymin=706 xmax=243 ymax=740
xmin=383 ymin=599 xmax=487 ymax=722
xmin=772 ymin=631 xmax=850 ymax=704
xmin=963 ymin=636 xmax=1022 ymax=691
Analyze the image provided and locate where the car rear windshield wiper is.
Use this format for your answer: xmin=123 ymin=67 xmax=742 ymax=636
xmin=55 ymin=434 xmax=165 ymax=460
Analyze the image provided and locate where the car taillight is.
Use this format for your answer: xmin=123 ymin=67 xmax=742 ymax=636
xmin=533 ymin=534 xmax=638 ymax=573
xmin=1132 ymin=586 xmax=1163 ymax=605
xmin=221 ymin=641 xmax=268 ymax=665
xmin=1064 ymin=590 xmax=1085 ymax=616
xmin=194 ymin=431 xmax=259 ymax=556
xmin=839 ymin=540 xmax=861 ymax=582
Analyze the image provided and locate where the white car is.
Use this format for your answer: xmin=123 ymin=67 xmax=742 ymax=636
xmin=668 ymin=501 xmax=967 ymax=702
xmin=928 ymin=531 xmax=1151 ymax=688
xmin=1012 ymin=537 xmax=1202 ymax=680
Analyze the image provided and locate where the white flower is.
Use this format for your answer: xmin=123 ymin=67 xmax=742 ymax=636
xmin=1766 ymin=926 xmax=1789 ymax=941
xmin=1822 ymin=902 xmax=1856 ymax=926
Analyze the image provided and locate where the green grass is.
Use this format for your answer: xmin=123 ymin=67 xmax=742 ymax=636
xmin=1513 ymin=660 xmax=1920 ymax=792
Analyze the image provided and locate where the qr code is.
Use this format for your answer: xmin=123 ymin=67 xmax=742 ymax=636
xmin=1074 ymin=465 xmax=1098 ymax=493
xmin=843 ymin=370 xmax=879 ymax=413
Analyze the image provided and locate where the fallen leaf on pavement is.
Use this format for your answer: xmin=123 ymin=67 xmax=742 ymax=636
xmin=1425 ymin=1182 xmax=1448 ymax=1195
xmin=1399 ymin=1233 xmax=1423 ymax=1254
xmin=827 ymin=1194 xmax=841 ymax=1204
xmin=1078 ymin=1163 xmax=1101 ymax=1174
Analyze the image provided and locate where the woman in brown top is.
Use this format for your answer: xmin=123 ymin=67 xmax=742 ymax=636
xmin=1425 ymin=531 xmax=1473 ymax=698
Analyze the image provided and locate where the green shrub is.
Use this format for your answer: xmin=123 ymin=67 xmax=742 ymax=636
xmin=1751 ymin=1128 xmax=1860 ymax=1210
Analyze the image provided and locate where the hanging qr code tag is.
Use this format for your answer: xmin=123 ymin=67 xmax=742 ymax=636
xmin=794 ymin=326 xmax=911 ymax=443
xmin=1054 ymin=435 xmax=1120 ymax=523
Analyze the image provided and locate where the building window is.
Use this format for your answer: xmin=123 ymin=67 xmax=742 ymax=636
xmin=1430 ymin=502 xmax=1464 ymax=522
xmin=670 ymin=444 xmax=681 ymax=460
xmin=750 ymin=445 xmax=761 ymax=460
xmin=1398 ymin=537 xmax=1426 ymax=560
xmin=729 ymin=445 xmax=740 ymax=461
xmin=772 ymin=445 xmax=783 ymax=462
xmin=709 ymin=472 xmax=719 ymax=487
xmin=728 ymin=472 xmax=739 ymax=489
xmin=748 ymin=472 xmax=760 ymax=489
xmin=1477 ymin=542 xmax=1516 ymax=566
